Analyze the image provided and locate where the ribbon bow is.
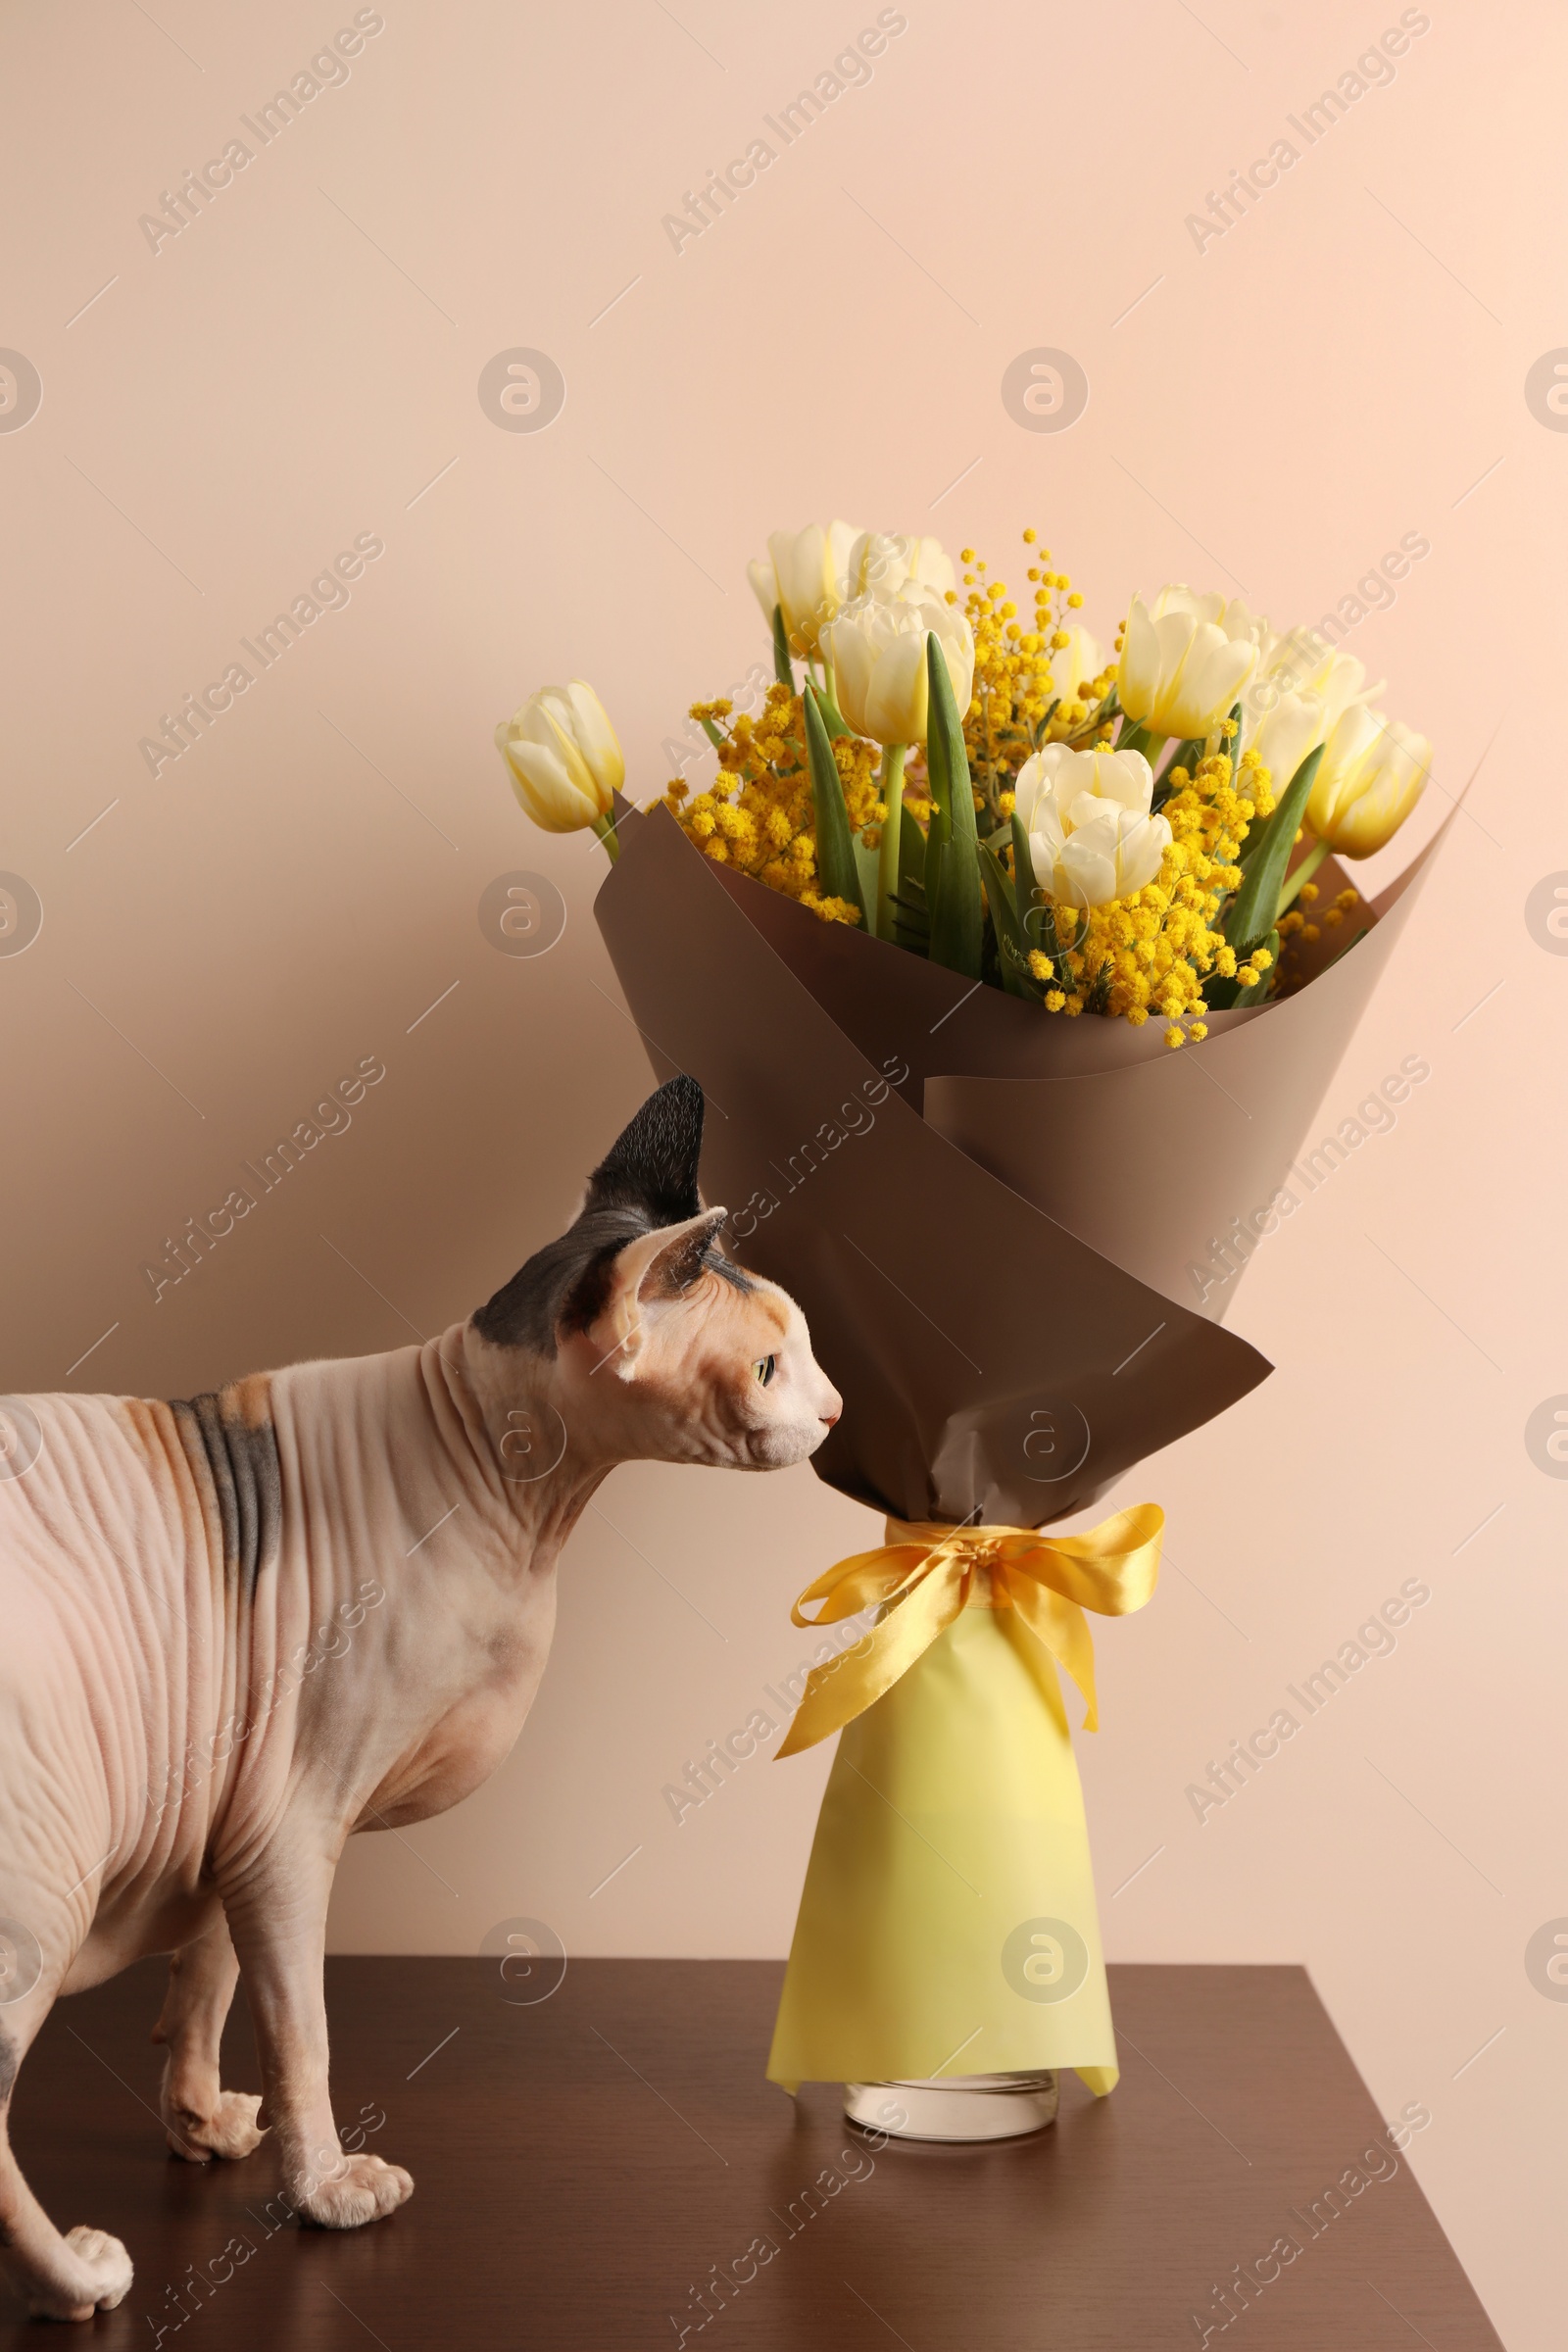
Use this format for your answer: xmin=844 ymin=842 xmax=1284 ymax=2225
xmin=774 ymin=1504 xmax=1163 ymax=1758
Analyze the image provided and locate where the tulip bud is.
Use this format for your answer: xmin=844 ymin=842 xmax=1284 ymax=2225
xmin=496 ymin=679 xmax=624 ymax=834
xmin=747 ymin=521 xmax=862 ymax=659
xmin=1118 ymin=585 xmax=1261 ymax=740
xmin=1306 ymin=708 xmax=1431 ymax=858
xmin=844 ymin=531 xmax=956 ymax=602
xmin=826 ymin=584 xmax=975 ymax=747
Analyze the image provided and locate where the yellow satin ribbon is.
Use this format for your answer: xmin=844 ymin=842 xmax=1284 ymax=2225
xmin=775 ymin=1504 xmax=1164 ymax=1758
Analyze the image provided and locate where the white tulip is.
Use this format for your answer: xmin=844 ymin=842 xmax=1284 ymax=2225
xmin=1221 ymin=625 xmax=1383 ymax=811
xmin=1015 ymin=742 xmax=1153 ymax=826
xmin=826 ymin=583 xmax=975 ymax=747
xmin=1215 ymin=596 xmax=1273 ymax=656
xmin=747 ymin=520 xmax=862 ymax=658
xmin=495 ymin=678 xmax=623 ymax=833
xmin=1118 ymin=584 xmax=1261 ymax=740
xmin=844 ymin=531 xmax=956 ymax=603
xmin=1306 ymin=707 xmax=1431 ymax=858
xmin=1249 ymin=690 xmax=1325 ymax=800
xmin=1250 ymin=626 xmax=1382 ymax=739
xmin=1032 ymin=806 xmax=1172 ymax=910
xmin=1014 ymin=742 xmax=1171 ymax=908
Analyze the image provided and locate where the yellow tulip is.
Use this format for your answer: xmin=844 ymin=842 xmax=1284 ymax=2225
xmin=1118 ymin=585 xmax=1261 ymax=739
xmin=1306 ymin=707 xmax=1431 ymax=857
xmin=495 ymin=679 xmax=623 ymax=833
xmin=826 ymin=584 xmax=975 ymax=747
xmin=747 ymin=521 xmax=862 ymax=659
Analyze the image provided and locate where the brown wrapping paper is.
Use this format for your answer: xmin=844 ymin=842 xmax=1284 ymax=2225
xmin=596 ymin=806 xmax=1270 ymax=1530
xmin=920 ymin=841 xmax=1450 ymax=1318
xmin=595 ymin=803 xmax=1447 ymax=1526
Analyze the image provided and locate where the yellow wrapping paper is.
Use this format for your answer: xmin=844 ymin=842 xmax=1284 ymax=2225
xmin=766 ymin=1511 xmax=1162 ymax=2096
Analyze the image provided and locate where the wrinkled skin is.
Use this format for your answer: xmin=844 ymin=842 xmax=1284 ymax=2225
xmin=0 ymin=1089 xmax=839 ymax=2320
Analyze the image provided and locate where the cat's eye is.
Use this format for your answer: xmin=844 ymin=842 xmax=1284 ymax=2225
xmin=752 ymin=1354 xmax=776 ymax=1387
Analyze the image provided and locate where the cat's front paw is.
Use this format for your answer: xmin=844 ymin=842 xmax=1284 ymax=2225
xmin=25 ymin=2225 xmax=133 ymax=2321
xmin=294 ymin=2152 xmax=414 ymax=2230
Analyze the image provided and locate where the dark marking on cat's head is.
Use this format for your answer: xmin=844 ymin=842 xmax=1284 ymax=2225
xmin=0 ymin=2024 xmax=16 ymax=2108
xmin=168 ymin=1380 xmax=281 ymax=1589
xmin=472 ymin=1075 xmax=748 ymax=1354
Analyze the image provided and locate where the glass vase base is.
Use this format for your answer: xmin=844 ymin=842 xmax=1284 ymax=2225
xmin=844 ymin=2072 xmax=1059 ymax=2142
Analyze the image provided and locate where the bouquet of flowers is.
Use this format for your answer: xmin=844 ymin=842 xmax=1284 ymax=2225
xmin=495 ymin=519 xmax=1446 ymax=2134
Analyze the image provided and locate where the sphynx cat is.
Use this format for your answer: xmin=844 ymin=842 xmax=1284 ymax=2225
xmin=0 ymin=1076 xmax=840 ymax=2320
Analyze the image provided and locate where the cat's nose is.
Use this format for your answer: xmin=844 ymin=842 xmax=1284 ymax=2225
xmin=819 ymin=1385 xmax=843 ymax=1428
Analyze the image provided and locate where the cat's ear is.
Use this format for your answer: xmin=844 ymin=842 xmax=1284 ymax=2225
xmin=469 ymin=1075 xmax=712 ymax=1357
xmin=580 ymin=1206 xmax=730 ymax=1377
xmin=582 ymin=1074 xmax=706 ymax=1227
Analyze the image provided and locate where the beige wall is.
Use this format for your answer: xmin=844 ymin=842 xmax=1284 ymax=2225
xmin=2 ymin=1 xmax=1561 ymax=2339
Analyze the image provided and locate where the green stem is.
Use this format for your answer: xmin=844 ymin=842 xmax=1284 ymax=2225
xmin=1129 ymin=724 xmax=1166 ymax=765
xmin=591 ymin=809 xmax=621 ymax=863
xmin=875 ymin=744 xmax=907 ymax=941
xmin=1274 ymin=833 xmax=1329 ymax=921
xmin=815 ymin=668 xmax=852 ymax=738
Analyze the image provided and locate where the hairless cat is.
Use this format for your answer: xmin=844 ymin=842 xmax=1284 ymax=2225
xmin=0 ymin=1076 xmax=840 ymax=2321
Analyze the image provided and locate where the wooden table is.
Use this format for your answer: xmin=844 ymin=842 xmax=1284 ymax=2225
xmin=0 ymin=1959 xmax=1501 ymax=2349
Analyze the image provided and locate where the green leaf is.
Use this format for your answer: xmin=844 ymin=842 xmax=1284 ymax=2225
xmin=977 ymin=836 xmax=1016 ymax=923
xmin=900 ymin=801 xmax=927 ymax=906
xmin=815 ymin=675 xmax=852 ymax=737
xmin=1223 ymin=743 xmax=1323 ymax=956
xmin=924 ymin=768 xmax=951 ymax=876
xmin=771 ymin=604 xmax=794 ymax=691
xmin=924 ymin=634 xmax=983 ymax=977
xmin=933 ymin=850 xmax=984 ymax=979
xmin=927 ymin=837 xmax=983 ymax=980
xmin=924 ymin=812 xmax=948 ymax=904
xmin=1011 ymin=811 xmax=1042 ymax=945
xmin=926 ymin=633 xmax=978 ymax=848
xmin=891 ymin=881 xmax=930 ymax=953
xmin=803 ymin=683 xmax=865 ymax=925
xmin=852 ymin=828 xmax=880 ymax=921
xmin=699 ymin=715 xmax=725 ymax=750
xmin=978 ymin=842 xmax=1040 ymax=998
